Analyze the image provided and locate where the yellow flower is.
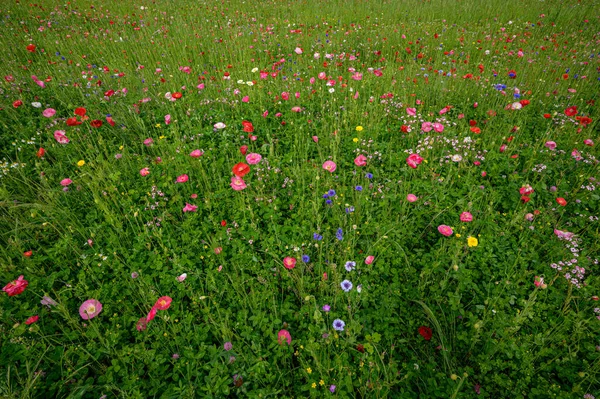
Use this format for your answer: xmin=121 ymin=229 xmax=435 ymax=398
xmin=306 ymin=367 xmax=312 ymax=374
xmin=155 ymin=124 xmax=161 ymax=128
xmin=311 ymin=382 xmax=317 ymax=389
xmin=355 ymin=126 xmax=363 ymax=131
xmin=319 ymin=380 xmax=325 ymax=386
xmin=159 ymin=135 xmax=165 ymax=140
xmin=468 ymin=236 xmax=478 ymax=247
xmin=77 ymin=160 xmax=85 ymax=167
xmin=455 ymin=233 xmax=461 ymax=238
xmin=353 ymin=137 xmax=359 ymax=143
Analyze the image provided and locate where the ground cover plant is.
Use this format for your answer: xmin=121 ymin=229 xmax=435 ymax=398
xmin=1 ymin=0 xmax=599 ymax=397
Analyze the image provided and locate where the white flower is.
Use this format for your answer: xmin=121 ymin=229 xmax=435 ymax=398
xmin=31 ymin=102 xmax=41 ymax=108
xmin=313 ymin=52 xmax=320 ymax=59
xmin=246 ymin=81 xmax=254 ymax=86
xmin=451 ymin=154 xmax=463 ymax=162
xmin=214 ymin=122 xmax=226 ymax=129
xmin=237 ymin=79 xmax=244 ymax=84
xmin=251 ymin=67 xmax=258 ymax=73
xmin=511 ymin=102 xmax=522 ymax=110
xmin=328 ymin=88 xmax=335 ymax=93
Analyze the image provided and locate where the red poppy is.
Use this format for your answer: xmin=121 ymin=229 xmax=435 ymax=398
xmin=66 ymin=117 xmax=82 ymax=126
xmin=106 ymin=116 xmax=115 ymax=127
xmin=519 ymin=99 xmax=530 ymax=107
xmin=25 ymin=315 xmax=39 ymax=325
xmin=564 ymin=106 xmax=578 ymax=117
xmin=576 ymin=116 xmax=592 ymax=127
xmin=562 ymin=74 xmax=569 ymax=80
xmin=242 ymin=120 xmax=254 ymax=133
xmin=556 ymin=197 xmax=567 ymax=206
xmin=74 ymin=107 xmax=87 ymax=116
xmin=24 ymin=250 xmax=33 ymax=257
xmin=36 ymin=148 xmax=45 ymax=158
xmin=26 ymin=44 xmax=36 ymax=53
xmin=90 ymin=120 xmax=103 ymax=128
xmin=13 ymin=100 xmax=23 ymax=108
xmin=232 ymin=162 xmax=250 ymax=177
xmin=172 ymin=92 xmax=182 ymax=99
xmin=470 ymin=127 xmax=481 ymax=134
xmin=469 ymin=120 xmax=477 ymax=126
xmin=221 ymin=220 xmax=227 ymax=227
xmin=104 ymin=89 xmax=115 ymax=97
xmin=521 ymin=195 xmax=531 ymax=203
xmin=240 ymin=145 xmax=248 ymax=155
xmin=418 ymin=326 xmax=432 ymax=341
xmin=543 ymin=113 xmax=551 ymax=119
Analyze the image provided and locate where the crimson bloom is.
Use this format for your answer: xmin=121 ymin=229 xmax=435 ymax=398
xmin=25 ymin=315 xmax=39 ymax=325
xmin=242 ymin=120 xmax=254 ymax=133
xmin=90 ymin=120 xmax=103 ymax=128
xmin=556 ymin=197 xmax=567 ymax=206
xmin=74 ymin=107 xmax=87 ymax=116
xmin=36 ymin=148 xmax=45 ymax=158
xmin=406 ymin=153 xmax=424 ymax=169
xmin=66 ymin=117 xmax=82 ymax=126
xmin=418 ymin=326 xmax=433 ymax=341
xmin=3 ymin=275 xmax=28 ymax=297
xmin=26 ymin=44 xmax=36 ymax=53
xmin=232 ymin=163 xmax=250 ymax=178
xmin=564 ymin=106 xmax=578 ymax=117
xmin=283 ymin=257 xmax=297 ymax=270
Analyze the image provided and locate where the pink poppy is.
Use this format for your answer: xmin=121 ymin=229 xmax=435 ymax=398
xmin=281 ymin=92 xmax=290 ymax=100
xmin=143 ymin=138 xmax=154 ymax=147
xmin=421 ymin=122 xmax=432 ymax=132
xmin=139 ymin=167 xmax=150 ymax=177
xmin=365 ymin=256 xmax=375 ymax=265
xmin=246 ymin=153 xmax=262 ymax=165
xmin=190 ymin=149 xmax=203 ymax=158
xmin=544 ymin=141 xmax=556 ymax=150
xmin=432 ymin=123 xmax=444 ymax=133
xmin=154 ymin=296 xmax=172 ymax=310
xmin=79 ymin=299 xmax=103 ymax=320
xmin=31 ymin=75 xmax=45 ymax=88
xmin=291 ymin=106 xmax=301 ymax=112
xmin=183 ymin=203 xmax=198 ymax=213
xmin=312 ymin=136 xmax=319 ymax=143
xmin=322 ymin=160 xmax=337 ymax=173
xmin=278 ymin=329 xmax=292 ymax=345
xmin=146 ymin=307 xmax=157 ymax=322
xmin=460 ymin=212 xmax=473 ymax=222
xmin=283 ymin=257 xmax=296 ymax=270
xmin=584 ymin=139 xmax=594 ymax=146
xmin=230 ymin=176 xmax=247 ymax=191
xmin=176 ymin=174 xmax=189 ymax=183
xmin=3 ymin=275 xmax=28 ymax=297
xmin=406 ymin=153 xmax=424 ymax=169
xmin=42 ymin=108 xmax=56 ymax=118
xmin=242 ymin=96 xmax=249 ymax=103
xmin=60 ymin=178 xmax=73 ymax=186
xmin=294 ymin=47 xmax=303 ymax=55
xmin=165 ymin=114 xmax=171 ymax=125
xmin=54 ymin=130 xmax=70 ymax=144
xmin=406 ymin=107 xmax=416 ymax=116
xmin=438 ymin=225 xmax=453 ymax=237
xmin=406 ymin=194 xmax=418 ymax=202
xmin=25 ymin=315 xmax=39 ymax=325
xmin=354 ymin=154 xmax=367 ymax=167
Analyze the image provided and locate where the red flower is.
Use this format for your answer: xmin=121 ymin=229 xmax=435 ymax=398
xmin=519 ymin=99 xmax=530 ymax=107
xmin=400 ymin=125 xmax=410 ymax=133
xmin=521 ymin=195 xmax=531 ymax=203
xmin=356 ymin=344 xmax=365 ymax=353
xmin=26 ymin=44 xmax=36 ymax=53
xmin=104 ymin=89 xmax=115 ymax=97
xmin=36 ymin=148 xmax=45 ymax=158
xmin=3 ymin=275 xmax=28 ymax=297
xmin=240 ymin=145 xmax=248 ymax=155
xmin=543 ymin=113 xmax=551 ymax=119
xmin=24 ymin=250 xmax=32 ymax=257
xmin=153 ymin=296 xmax=172 ymax=310
xmin=13 ymin=100 xmax=23 ymax=108
xmin=576 ymin=116 xmax=592 ymax=127
xmin=232 ymin=162 xmax=250 ymax=177
xmin=66 ymin=117 xmax=82 ymax=126
xmin=470 ymin=127 xmax=481 ymax=134
xmin=106 ymin=116 xmax=115 ymax=127
xmin=556 ymin=197 xmax=567 ymax=206
xmin=90 ymin=120 xmax=103 ymax=128
xmin=564 ymin=106 xmax=578 ymax=117
xmin=469 ymin=120 xmax=477 ymax=126
xmin=418 ymin=326 xmax=433 ymax=341
xmin=242 ymin=120 xmax=254 ymax=133
xmin=25 ymin=315 xmax=39 ymax=325
xmin=172 ymin=92 xmax=182 ymax=99
xmin=74 ymin=107 xmax=87 ymax=116
xmin=221 ymin=220 xmax=227 ymax=227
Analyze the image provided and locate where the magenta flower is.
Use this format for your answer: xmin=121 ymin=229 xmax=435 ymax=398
xmin=544 ymin=141 xmax=557 ymax=150
xmin=139 ymin=167 xmax=150 ymax=177
xmin=322 ymin=160 xmax=337 ymax=173
xmin=278 ymin=329 xmax=292 ymax=345
xmin=354 ymin=154 xmax=367 ymax=167
xmin=407 ymin=194 xmax=418 ymax=202
xmin=176 ymin=174 xmax=189 ymax=183
xmin=190 ymin=149 xmax=203 ymax=158
xmin=438 ymin=225 xmax=453 ymax=237
xmin=42 ymin=108 xmax=56 ymax=118
xmin=60 ymin=178 xmax=73 ymax=187
xmin=365 ymin=255 xmax=375 ymax=265
xmin=183 ymin=203 xmax=198 ymax=213
xmin=79 ymin=299 xmax=103 ymax=320
xmin=246 ymin=153 xmax=262 ymax=165
xmin=460 ymin=212 xmax=473 ymax=222
xmin=53 ymin=130 xmax=70 ymax=144
xmin=406 ymin=153 xmax=424 ymax=169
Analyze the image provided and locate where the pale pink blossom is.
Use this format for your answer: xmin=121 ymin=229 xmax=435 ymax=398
xmin=406 ymin=194 xmax=418 ymax=202
xmin=230 ymin=176 xmax=247 ymax=191
xmin=246 ymin=153 xmax=262 ymax=165
xmin=322 ymin=160 xmax=337 ymax=173
xmin=354 ymin=154 xmax=367 ymax=167
xmin=42 ymin=108 xmax=56 ymax=118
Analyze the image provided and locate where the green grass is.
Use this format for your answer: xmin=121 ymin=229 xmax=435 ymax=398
xmin=0 ymin=0 xmax=599 ymax=397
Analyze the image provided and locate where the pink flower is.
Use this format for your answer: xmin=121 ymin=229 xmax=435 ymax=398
xmin=214 ymin=247 xmax=222 ymax=255
xmin=42 ymin=108 xmax=56 ymax=118
xmin=283 ymin=257 xmax=296 ymax=270
xmin=365 ymin=256 xmax=375 ymax=265
xmin=143 ymin=138 xmax=154 ymax=147
xmin=433 ymin=122 xmax=444 ymax=133
xmin=544 ymin=141 xmax=556 ymax=150
xmin=190 ymin=149 xmax=203 ymax=158
xmin=197 ymin=83 xmax=204 ymax=90
xmin=60 ymin=178 xmax=73 ymax=186
xmin=534 ymin=276 xmax=544 ymax=287
xmin=312 ymin=136 xmax=319 ymax=143
xmin=177 ymin=273 xmax=187 ymax=282
xmin=322 ymin=160 xmax=337 ymax=173
xmin=79 ymin=299 xmax=103 ymax=320
xmin=406 ymin=194 xmax=418 ymax=202
xmin=53 ymin=130 xmax=70 ymax=144
xmin=146 ymin=307 xmax=157 ymax=322
xmin=183 ymin=203 xmax=198 ymax=213
xmin=291 ymin=106 xmax=301 ymax=112
xmin=31 ymin=75 xmax=45 ymax=88
xmin=246 ymin=153 xmax=262 ymax=165
xmin=406 ymin=107 xmax=416 ymax=116
xmin=421 ymin=122 xmax=432 ymax=132
xmin=242 ymin=96 xmax=249 ymax=103
xmin=554 ymin=229 xmax=574 ymax=240
xmin=176 ymin=174 xmax=189 ymax=183
xmin=3 ymin=275 xmax=28 ymax=297
xmin=572 ymin=149 xmax=582 ymax=161
xmin=136 ymin=317 xmax=148 ymax=331
xmin=139 ymin=167 xmax=150 ymax=177
xmin=278 ymin=329 xmax=292 ymax=345
xmin=438 ymin=225 xmax=453 ymax=237
xmin=406 ymin=153 xmax=424 ymax=169
xmin=584 ymin=139 xmax=594 ymax=146
xmin=519 ymin=185 xmax=534 ymax=196
xmin=165 ymin=114 xmax=171 ymax=125
xmin=154 ymin=296 xmax=172 ymax=310
xmin=294 ymin=47 xmax=303 ymax=55
xmin=439 ymin=107 xmax=449 ymax=115
xmin=281 ymin=92 xmax=290 ymax=100
xmin=25 ymin=315 xmax=39 ymax=325
xmin=354 ymin=154 xmax=367 ymax=167
xmin=230 ymin=176 xmax=247 ymax=191
xmin=460 ymin=212 xmax=473 ymax=222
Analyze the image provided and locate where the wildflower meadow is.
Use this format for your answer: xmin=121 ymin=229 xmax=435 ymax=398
xmin=1 ymin=0 xmax=600 ymax=397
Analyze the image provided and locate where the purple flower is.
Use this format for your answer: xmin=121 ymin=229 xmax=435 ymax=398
xmin=302 ymin=255 xmax=310 ymax=263
xmin=224 ymin=342 xmax=233 ymax=351
xmin=333 ymin=319 xmax=345 ymax=331
xmin=355 ymin=185 xmax=363 ymax=191
xmin=329 ymin=385 xmax=336 ymax=393
xmin=344 ymin=261 xmax=356 ymax=272
xmin=340 ymin=280 xmax=353 ymax=292
xmin=336 ymin=228 xmax=343 ymax=241
xmin=322 ymin=304 xmax=330 ymax=312
xmin=172 ymin=353 xmax=180 ymax=359
xmin=313 ymin=233 xmax=323 ymax=241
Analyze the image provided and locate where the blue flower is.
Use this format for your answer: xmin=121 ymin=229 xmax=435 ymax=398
xmin=328 ymin=189 xmax=336 ymax=196
xmin=322 ymin=193 xmax=329 ymax=198
xmin=340 ymin=280 xmax=353 ymax=292
xmin=302 ymin=255 xmax=310 ymax=263
xmin=313 ymin=233 xmax=323 ymax=241
xmin=365 ymin=173 xmax=373 ymax=179
xmin=336 ymin=228 xmax=343 ymax=241
xmin=345 ymin=206 xmax=354 ymax=214
xmin=333 ymin=319 xmax=345 ymax=331
xmin=325 ymin=199 xmax=332 ymax=205
xmin=355 ymin=186 xmax=363 ymax=191
xmin=345 ymin=261 xmax=356 ymax=271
